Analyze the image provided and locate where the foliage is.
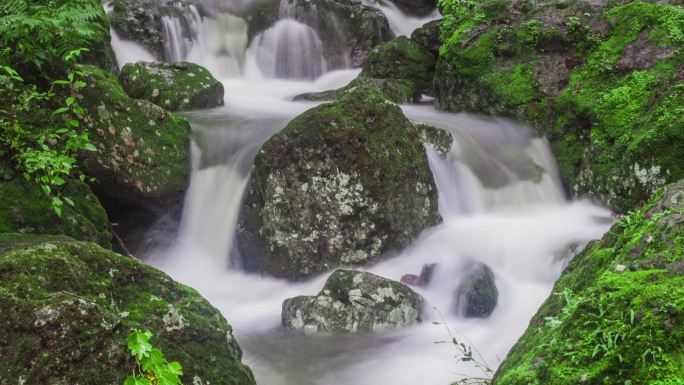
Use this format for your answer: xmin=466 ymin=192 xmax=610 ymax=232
xmin=0 ymin=0 xmax=108 ymax=69
xmin=125 ymin=330 xmax=184 ymax=385
xmin=0 ymin=49 xmax=97 ymax=216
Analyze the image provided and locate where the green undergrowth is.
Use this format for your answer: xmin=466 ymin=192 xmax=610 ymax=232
xmin=492 ymin=180 xmax=684 ymax=384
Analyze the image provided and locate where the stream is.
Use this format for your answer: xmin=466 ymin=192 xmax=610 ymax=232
xmin=107 ymin=1 xmax=613 ymax=384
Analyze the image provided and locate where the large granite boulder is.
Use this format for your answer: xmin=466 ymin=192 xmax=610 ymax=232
xmin=282 ymin=269 xmax=423 ymax=333
xmin=237 ymin=87 xmax=442 ymax=280
xmin=492 ymin=179 xmax=684 ymax=385
xmin=79 ymin=65 xmax=191 ymax=208
xmin=0 ymin=238 xmax=255 ymax=385
xmin=119 ymin=61 xmax=224 ymax=111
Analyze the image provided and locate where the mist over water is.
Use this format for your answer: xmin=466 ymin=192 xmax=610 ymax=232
xmin=108 ymin=1 xmax=613 ymax=384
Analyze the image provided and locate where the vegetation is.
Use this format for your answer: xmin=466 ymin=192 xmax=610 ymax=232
xmin=125 ymin=330 xmax=183 ymax=385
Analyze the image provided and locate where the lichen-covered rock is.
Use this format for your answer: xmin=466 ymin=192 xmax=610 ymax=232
xmin=109 ymin=0 xmax=205 ymax=61
xmin=0 ymin=166 xmax=111 ymax=247
xmin=282 ymin=269 xmax=423 ymax=333
xmin=79 ymin=65 xmax=191 ymax=207
xmin=452 ymin=262 xmax=498 ymax=318
xmin=414 ymin=123 xmax=453 ymax=157
xmin=237 ymin=87 xmax=441 ymax=280
xmin=0 ymin=239 xmax=255 ymax=385
xmin=248 ymin=0 xmax=393 ymax=67
xmin=361 ymin=36 xmax=437 ymax=100
xmin=492 ymin=180 xmax=684 ymax=385
xmin=119 ymin=61 xmax=224 ymax=111
xmin=293 ymin=76 xmax=416 ymax=104
xmin=436 ymin=0 xmax=684 ymax=212
xmin=389 ymin=0 xmax=437 ymax=17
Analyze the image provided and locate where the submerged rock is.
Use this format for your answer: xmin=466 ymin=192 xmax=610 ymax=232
xmin=492 ymin=180 xmax=684 ymax=385
xmin=119 ymin=61 xmax=224 ymax=111
xmin=401 ymin=263 xmax=437 ymax=288
xmin=0 ymin=239 xmax=255 ymax=385
xmin=0 ymin=166 xmax=111 ymax=247
xmin=237 ymin=87 xmax=441 ymax=280
xmin=453 ymin=262 xmax=498 ymax=318
xmin=282 ymin=269 xmax=423 ymax=333
xmin=79 ymin=65 xmax=191 ymax=208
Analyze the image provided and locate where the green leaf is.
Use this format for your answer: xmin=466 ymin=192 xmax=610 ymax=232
xmin=128 ymin=330 xmax=153 ymax=361
xmin=63 ymin=196 xmax=74 ymax=207
xmin=124 ymin=376 xmax=151 ymax=385
xmin=68 ymin=119 xmax=80 ymax=128
xmin=83 ymin=143 xmax=97 ymax=152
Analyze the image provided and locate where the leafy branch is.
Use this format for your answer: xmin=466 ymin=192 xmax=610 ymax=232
xmin=125 ymin=330 xmax=184 ymax=385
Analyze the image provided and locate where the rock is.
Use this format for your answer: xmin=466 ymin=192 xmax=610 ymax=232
xmin=491 ymin=179 xmax=684 ymax=385
xmin=248 ymin=0 xmax=393 ymax=68
xmin=0 ymin=168 xmax=111 ymax=247
xmin=237 ymin=87 xmax=441 ymax=280
xmin=79 ymin=65 xmax=191 ymax=208
xmin=415 ymin=124 xmax=453 ymax=157
xmin=361 ymin=36 xmax=437 ymax=100
xmin=0 ymin=239 xmax=255 ymax=385
xmin=119 ymin=61 xmax=224 ymax=111
xmin=389 ymin=0 xmax=437 ymax=17
xmin=411 ymin=19 xmax=442 ymax=56
xmin=282 ymin=269 xmax=423 ymax=332
xmin=293 ymin=76 xmax=416 ymax=104
xmin=436 ymin=0 xmax=684 ymax=212
xmin=401 ymin=263 xmax=437 ymax=287
xmin=108 ymin=0 xmax=205 ymax=61
xmin=453 ymin=262 xmax=498 ymax=318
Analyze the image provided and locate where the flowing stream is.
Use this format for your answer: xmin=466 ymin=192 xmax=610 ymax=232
xmin=108 ymin=1 xmax=613 ymax=384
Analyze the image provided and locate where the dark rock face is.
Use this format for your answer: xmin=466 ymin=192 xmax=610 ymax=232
xmin=109 ymin=0 xmax=205 ymax=61
xmin=79 ymin=65 xmax=191 ymax=208
xmin=282 ymin=269 xmax=423 ymax=332
xmin=414 ymin=124 xmax=453 ymax=157
xmin=0 ymin=166 xmax=111 ymax=247
xmin=237 ymin=87 xmax=442 ymax=280
xmin=492 ymin=180 xmax=684 ymax=385
xmin=389 ymin=0 xmax=437 ymax=17
xmin=453 ymin=262 xmax=498 ymax=318
xmin=0 ymin=239 xmax=255 ymax=385
xmin=411 ymin=19 xmax=442 ymax=56
xmin=436 ymin=0 xmax=684 ymax=212
xmin=401 ymin=263 xmax=437 ymax=287
xmin=248 ymin=0 xmax=393 ymax=68
xmin=119 ymin=61 xmax=224 ymax=111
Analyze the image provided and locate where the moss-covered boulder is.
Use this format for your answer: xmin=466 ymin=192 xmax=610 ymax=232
xmin=282 ymin=269 xmax=423 ymax=333
xmin=436 ymin=0 xmax=684 ymax=212
xmin=0 ymin=238 xmax=255 ymax=385
xmin=415 ymin=123 xmax=453 ymax=157
xmin=492 ymin=179 xmax=684 ymax=385
xmin=0 ymin=165 xmax=111 ymax=247
xmin=293 ymin=76 xmax=416 ymax=104
xmin=119 ymin=61 xmax=224 ymax=111
xmin=453 ymin=262 xmax=498 ymax=318
xmin=79 ymin=65 xmax=191 ymax=207
xmin=411 ymin=19 xmax=442 ymax=56
xmin=361 ymin=36 xmax=437 ymax=100
xmin=237 ymin=87 xmax=442 ymax=280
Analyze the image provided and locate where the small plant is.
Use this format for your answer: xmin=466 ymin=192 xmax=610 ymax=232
xmin=125 ymin=330 xmax=184 ymax=385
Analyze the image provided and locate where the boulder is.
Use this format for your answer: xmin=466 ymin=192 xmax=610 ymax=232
xmin=492 ymin=180 xmax=684 ymax=385
xmin=361 ymin=36 xmax=437 ymax=100
xmin=415 ymin=124 xmax=453 ymax=157
xmin=401 ymin=263 xmax=437 ymax=287
xmin=0 ymin=162 xmax=111 ymax=247
xmin=282 ymin=269 xmax=423 ymax=333
xmin=79 ymin=65 xmax=191 ymax=208
xmin=293 ymin=77 xmax=416 ymax=104
xmin=119 ymin=61 xmax=225 ymax=111
xmin=0 ymin=238 xmax=255 ymax=385
xmin=453 ymin=262 xmax=499 ymax=318
xmin=237 ymin=87 xmax=441 ymax=280
xmin=411 ymin=19 xmax=442 ymax=56
xmin=389 ymin=0 xmax=437 ymax=18
xmin=248 ymin=0 xmax=393 ymax=67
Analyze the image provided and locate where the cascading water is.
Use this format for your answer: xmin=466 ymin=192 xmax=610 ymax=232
xmin=109 ymin=1 xmax=613 ymax=384
xmin=363 ymin=0 xmax=441 ymax=37
xmin=161 ymin=5 xmax=203 ymax=62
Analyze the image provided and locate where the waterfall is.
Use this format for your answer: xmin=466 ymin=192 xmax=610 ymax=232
xmin=107 ymin=1 xmax=612 ymax=384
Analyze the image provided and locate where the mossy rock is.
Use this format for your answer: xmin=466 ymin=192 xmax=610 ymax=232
xmin=0 ymin=173 xmax=111 ymax=247
xmin=492 ymin=179 xmax=684 ymax=385
xmin=436 ymin=0 xmax=684 ymax=212
xmin=411 ymin=19 xmax=442 ymax=56
xmin=0 ymin=238 xmax=255 ymax=385
xmin=293 ymin=77 xmax=416 ymax=104
xmin=237 ymin=87 xmax=442 ymax=280
xmin=282 ymin=269 xmax=423 ymax=332
xmin=452 ymin=262 xmax=498 ymax=318
xmin=79 ymin=65 xmax=191 ymax=207
xmin=119 ymin=61 xmax=225 ymax=111
xmin=414 ymin=123 xmax=453 ymax=157
xmin=361 ymin=36 xmax=437 ymax=99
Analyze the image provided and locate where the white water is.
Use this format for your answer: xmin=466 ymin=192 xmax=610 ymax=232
xmin=367 ymin=1 xmax=441 ymax=37
xmin=108 ymin=2 xmax=613 ymax=384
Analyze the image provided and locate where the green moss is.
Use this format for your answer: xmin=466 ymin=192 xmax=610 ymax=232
xmin=79 ymin=65 xmax=191 ymax=205
xmin=492 ymin=181 xmax=684 ymax=385
xmin=0 ymin=239 xmax=255 ymax=385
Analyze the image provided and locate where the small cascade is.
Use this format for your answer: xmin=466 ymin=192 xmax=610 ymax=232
xmin=186 ymin=12 xmax=249 ymax=78
xmin=363 ymin=0 xmax=440 ymax=37
xmin=161 ymin=4 xmax=203 ymax=62
xmin=251 ymin=19 xmax=327 ymax=80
